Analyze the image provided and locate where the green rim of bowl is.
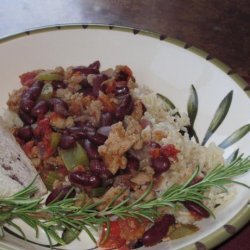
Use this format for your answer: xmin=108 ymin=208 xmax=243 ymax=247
xmin=0 ymin=24 xmax=249 ymax=250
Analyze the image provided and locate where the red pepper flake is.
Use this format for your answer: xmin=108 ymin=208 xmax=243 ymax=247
xmin=161 ymin=144 xmax=180 ymax=160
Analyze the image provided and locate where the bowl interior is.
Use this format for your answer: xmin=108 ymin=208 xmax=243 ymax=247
xmin=0 ymin=26 xmax=249 ymax=250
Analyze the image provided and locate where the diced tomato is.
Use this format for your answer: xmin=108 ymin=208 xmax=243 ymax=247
xmin=100 ymin=221 xmax=126 ymax=249
xmin=34 ymin=118 xmax=54 ymax=159
xmin=161 ymin=144 xmax=180 ymax=160
xmin=99 ymin=218 xmax=147 ymax=249
xmin=19 ymin=71 xmax=38 ymax=86
xmin=119 ymin=217 xmax=147 ymax=242
xmin=33 ymin=118 xmax=51 ymax=138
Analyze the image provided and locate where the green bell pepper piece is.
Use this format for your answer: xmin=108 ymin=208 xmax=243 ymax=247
xmin=59 ymin=142 xmax=89 ymax=170
xmin=40 ymin=82 xmax=53 ymax=100
xmin=37 ymin=71 xmax=63 ymax=81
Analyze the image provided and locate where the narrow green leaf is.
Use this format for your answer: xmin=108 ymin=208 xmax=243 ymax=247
xmin=130 ymin=181 xmax=153 ymax=207
xmin=18 ymin=214 xmax=38 ymax=236
xmin=3 ymin=227 xmax=60 ymax=248
xmin=187 ymin=85 xmax=198 ymax=126
xmin=185 ymin=125 xmax=199 ymax=143
xmin=226 ymin=148 xmax=239 ymax=163
xmin=105 ymin=189 xmax=126 ymax=209
xmin=202 ymin=91 xmax=233 ymax=145
xmin=81 ymin=224 xmax=97 ymax=244
xmin=0 ymin=226 xmax=4 ymax=238
xmin=7 ymin=221 xmax=26 ymax=240
xmin=47 ymin=229 xmax=65 ymax=245
xmin=218 ymin=124 xmax=250 ymax=149
xmin=100 ymin=218 xmax=110 ymax=245
xmin=157 ymin=93 xmax=180 ymax=116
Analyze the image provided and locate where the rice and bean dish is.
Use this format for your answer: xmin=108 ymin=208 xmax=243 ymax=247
xmin=5 ymin=61 xmax=231 ymax=249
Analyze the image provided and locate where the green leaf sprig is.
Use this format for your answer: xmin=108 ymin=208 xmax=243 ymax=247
xmin=0 ymin=156 xmax=249 ymax=248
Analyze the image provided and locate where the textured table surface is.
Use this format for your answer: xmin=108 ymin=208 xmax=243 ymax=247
xmin=0 ymin=0 xmax=249 ymax=249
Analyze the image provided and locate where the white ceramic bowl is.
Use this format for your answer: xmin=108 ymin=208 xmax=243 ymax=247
xmin=0 ymin=25 xmax=249 ymax=250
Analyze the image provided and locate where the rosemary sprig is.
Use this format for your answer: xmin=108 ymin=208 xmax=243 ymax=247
xmin=0 ymin=156 xmax=249 ymax=248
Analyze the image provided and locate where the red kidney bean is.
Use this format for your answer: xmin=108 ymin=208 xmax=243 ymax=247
xmin=100 ymin=112 xmax=114 ymax=126
xmin=142 ymin=214 xmax=175 ymax=247
xmin=68 ymin=124 xmax=95 ymax=140
xmin=25 ymin=81 xmax=44 ymax=100
xmin=72 ymin=66 xmax=99 ymax=75
xmin=52 ymin=80 xmax=66 ymax=90
xmin=115 ymin=86 xmax=129 ymax=97
xmin=31 ymin=100 xmax=49 ymax=118
xmin=80 ymin=139 xmax=100 ymax=159
xmin=16 ymin=126 xmax=33 ymax=141
xmin=32 ymin=80 xmax=44 ymax=89
xmin=115 ymin=94 xmax=133 ymax=121
xmin=67 ymin=127 xmax=86 ymax=139
xmin=69 ymin=171 xmax=89 ymax=186
xmin=90 ymin=159 xmax=112 ymax=179
xmin=116 ymin=81 xmax=127 ymax=88
xmin=78 ymin=79 xmax=93 ymax=95
xmin=97 ymin=126 xmax=111 ymax=137
xmin=183 ymin=201 xmax=210 ymax=218
xmin=76 ymin=123 xmax=96 ymax=138
xmin=49 ymin=98 xmax=69 ymax=117
xmin=20 ymin=98 xmax=35 ymax=113
xmin=140 ymin=118 xmax=152 ymax=129
xmin=151 ymin=155 xmax=171 ymax=175
xmin=45 ymin=186 xmax=76 ymax=205
xmin=102 ymin=177 xmax=114 ymax=188
xmin=116 ymin=71 xmax=129 ymax=81
xmin=88 ymin=60 xmax=100 ymax=70
xmin=59 ymin=135 xmax=76 ymax=149
xmin=88 ymin=175 xmax=101 ymax=187
xmin=79 ymin=79 xmax=89 ymax=87
xmin=69 ymin=171 xmax=101 ymax=188
xmin=92 ymin=74 xmax=108 ymax=97
xmin=19 ymin=111 xmax=36 ymax=125
xmin=86 ymin=130 xmax=107 ymax=145
xmin=148 ymin=141 xmax=161 ymax=149
xmin=54 ymin=103 xmax=69 ymax=117
xmin=131 ymin=239 xmax=143 ymax=249
xmin=49 ymin=98 xmax=68 ymax=109
xmin=127 ymin=155 xmax=140 ymax=172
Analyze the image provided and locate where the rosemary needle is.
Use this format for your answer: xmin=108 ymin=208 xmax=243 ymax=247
xmin=0 ymin=156 xmax=249 ymax=248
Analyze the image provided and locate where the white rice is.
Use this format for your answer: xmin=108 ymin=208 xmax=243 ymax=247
xmin=133 ymin=84 xmax=232 ymax=223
